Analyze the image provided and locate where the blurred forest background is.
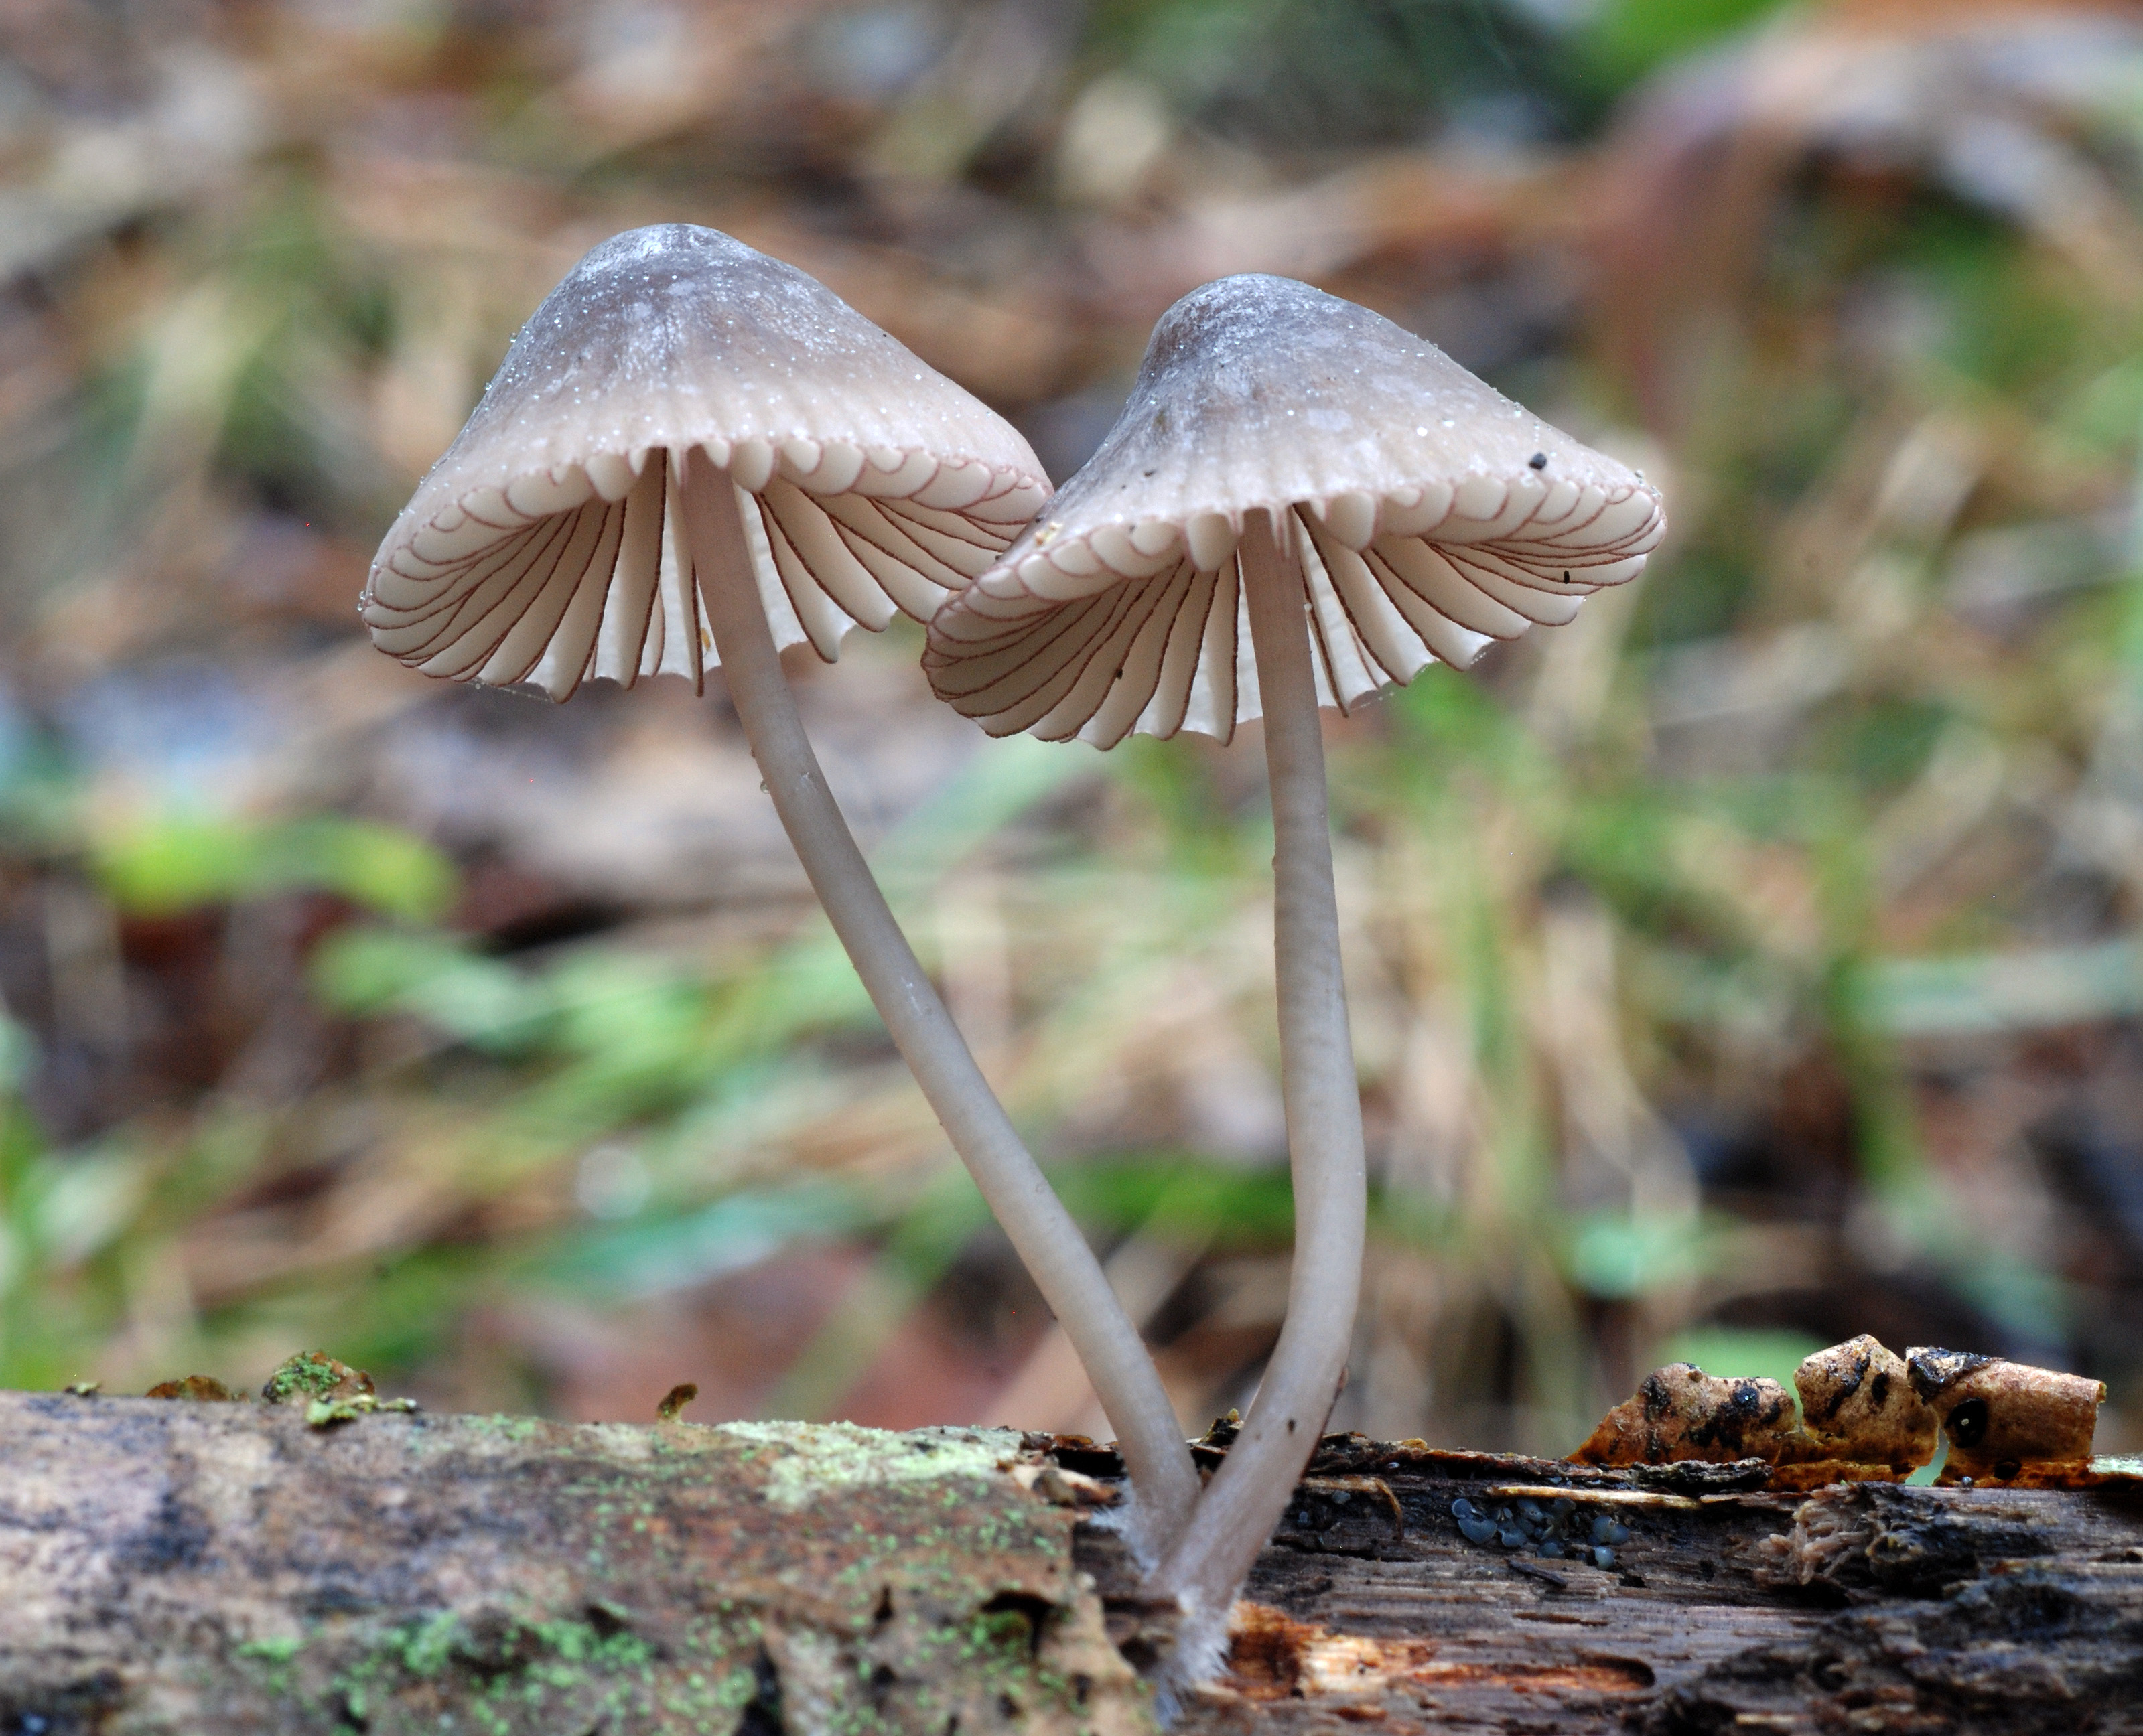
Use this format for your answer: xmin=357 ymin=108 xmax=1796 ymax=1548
xmin=0 ymin=0 xmax=2138 ymax=1460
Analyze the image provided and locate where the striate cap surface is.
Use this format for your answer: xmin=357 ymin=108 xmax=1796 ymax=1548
xmin=924 ymin=273 xmax=1663 ymax=745
xmin=362 ymin=224 xmax=1048 ymax=698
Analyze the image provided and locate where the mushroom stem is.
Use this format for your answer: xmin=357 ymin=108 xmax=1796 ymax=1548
xmin=1148 ymin=506 xmax=1367 ymax=1616
xmin=677 ymin=448 xmax=1201 ymax=1552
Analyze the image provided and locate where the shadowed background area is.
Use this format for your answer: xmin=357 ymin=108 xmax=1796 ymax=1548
xmin=0 ymin=0 xmax=2137 ymax=1459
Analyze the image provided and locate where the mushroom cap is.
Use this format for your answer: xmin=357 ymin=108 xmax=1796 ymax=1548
xmin=362 ymin=224 xmax=1050 ymax=699
xmin=924 ymin=274 xmax=1665 ymax=745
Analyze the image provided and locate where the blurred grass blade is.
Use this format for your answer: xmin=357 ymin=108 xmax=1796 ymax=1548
xmin=551 ymin=1183 xmax=875 ymax=1299
xmin=1859 ymin=936 xmax=2143 ymax=1036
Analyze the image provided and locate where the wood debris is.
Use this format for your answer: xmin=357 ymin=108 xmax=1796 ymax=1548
xmin=1909 ymin=1345 xmax=2108 ymax=1483
xmin=1568 ymin=1362 xmax=1800 ymax=1467
xmin=1570 ymin=1336 xmax=2106 ymax=1489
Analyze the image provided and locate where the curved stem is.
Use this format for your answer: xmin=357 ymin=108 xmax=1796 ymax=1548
xmin=1148 ymin=507 xmax=1367 ymax=1617
xmin=677 ymin=448 xmax=1201 ymax=1552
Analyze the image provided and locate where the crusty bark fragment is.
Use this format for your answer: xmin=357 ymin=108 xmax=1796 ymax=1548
xmin=143 ymin=1374 xmax=240 ymax=1401
xmin=1570 ymin=1362 xmax=1800 ymax=1466
xmin=1572 ymin=1338 xmax=2105 ymax=1486
xmin=1908 ymin=1345 xmax=2106 ymax=1482
xmin=1787 ymin=1334 xmax=1936 ymax=1472
xmin=259 ymin=1350 xmax=376 ymax=1407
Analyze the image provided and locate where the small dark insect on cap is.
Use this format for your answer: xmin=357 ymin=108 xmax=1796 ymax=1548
xmin=924 ymin=274 xmax=1666 ymax=747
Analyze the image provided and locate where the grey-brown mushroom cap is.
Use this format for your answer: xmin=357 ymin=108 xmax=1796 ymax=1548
xmin=362 ymin=224 xmax=1050 ymax=699
xmin=924 ymin=273 xmax=1664 ymax=745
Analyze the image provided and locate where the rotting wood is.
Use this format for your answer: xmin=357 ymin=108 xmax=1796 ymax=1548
xmin=1 ymin=1392 xmax=2139 ymax=1735
xmin=1077 ymin=1433 xmax=2143 ymax=1735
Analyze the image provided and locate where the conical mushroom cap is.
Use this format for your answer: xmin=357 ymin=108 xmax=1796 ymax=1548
xmin=362 ymin=225 xmax=1049 ymax=699
xmin=924 ymin=275 xmax=1664 ymax=745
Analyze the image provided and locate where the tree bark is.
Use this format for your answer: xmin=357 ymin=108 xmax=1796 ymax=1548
xmin=1 ymin=1390 xmax=2138 ymax=1735
xmin=0 ymin=1391 xmax=1148 ymax=1736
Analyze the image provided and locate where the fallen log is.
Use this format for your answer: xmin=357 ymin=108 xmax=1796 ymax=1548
xmin=1 ymin=1389 xmax=2138 ymax=1734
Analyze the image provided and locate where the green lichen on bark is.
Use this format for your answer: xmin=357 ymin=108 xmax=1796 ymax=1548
xmin=0 ymin=1392 xmax=1156 ymax=1736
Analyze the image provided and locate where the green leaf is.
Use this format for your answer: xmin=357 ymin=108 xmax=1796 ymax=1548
xmin=1579 ymin=0 xmax=1795 ymax=94
xmin=92 ymin=812 xmax=256 ymax=914
xmin=1565 ymin=1210 xmax=1702 ymax=1299
xmin=279 ymin=818 xmax=456 ymax=922
xmin=92 ymin=812 xmax=455 ymax=922
xmin=309 ymin=928 xmax=550 ymax=1052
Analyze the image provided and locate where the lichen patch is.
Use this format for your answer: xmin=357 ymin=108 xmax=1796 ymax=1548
xmin=719 ymin=1420 xmax=1021 ymax=1510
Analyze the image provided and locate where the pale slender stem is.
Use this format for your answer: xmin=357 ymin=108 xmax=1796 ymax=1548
xmin=677 ymin=449 xmax=1201 ymax=1550
xmin=1148 ymin=507 xmax=1367 ymax=1616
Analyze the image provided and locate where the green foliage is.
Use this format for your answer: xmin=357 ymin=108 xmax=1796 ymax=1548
xmin=96 ymin=814 xmax=456 ymax=922
xmin=312 ymin=928 xmax=553 ymax=1050
xmin=1091 ymin=0 xmax=1576 ymax=143
xmin=1054 ymin=1156 xmax=1299 ymax=1250
xmin=1577 ymin=0 xmax=1794 ymax=94
xmin=1565 ymin=1211 xmax=1707 ymax=1300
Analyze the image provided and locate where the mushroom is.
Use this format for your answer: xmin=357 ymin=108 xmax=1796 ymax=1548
xmin=924 ymin=274 xmax=1665 ymax=1625
xmin=360 ymin=224 xmax=1201 ymax=1548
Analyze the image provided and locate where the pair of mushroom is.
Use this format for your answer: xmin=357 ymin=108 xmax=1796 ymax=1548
xmin=362 ymin=225 xmax=1664 ymax=1634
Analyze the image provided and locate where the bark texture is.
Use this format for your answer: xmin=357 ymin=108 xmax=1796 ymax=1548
xmin=0 ymin=1392 xmax=1148 ymax=1736
xmin=2 ymin=1392 xmax=2140 ymax=1735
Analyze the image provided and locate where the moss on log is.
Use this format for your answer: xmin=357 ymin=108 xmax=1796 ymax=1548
xmin=0 ymin=1392 xmax=1148 ymax=1735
